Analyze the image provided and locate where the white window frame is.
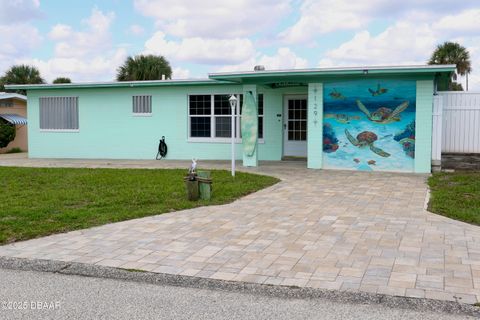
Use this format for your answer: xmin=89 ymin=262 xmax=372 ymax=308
xmin=132 ymin=95 xmax=152 ymax=116
xmin=187 ymin=93 xmax=264 ymax=143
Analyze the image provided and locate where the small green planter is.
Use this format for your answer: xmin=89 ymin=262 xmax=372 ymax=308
xmin=197 ymin=171 xmax=212 ymax=200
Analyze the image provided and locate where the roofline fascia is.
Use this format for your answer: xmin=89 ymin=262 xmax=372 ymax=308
xmin=5 ymin=79 xmax=233 ymax=90
xmin=208 ymin=65 xmax=457 ymax=81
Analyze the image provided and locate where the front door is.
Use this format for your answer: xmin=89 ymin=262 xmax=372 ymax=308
xmin=283 ymin=95 xmax=307 ymax=157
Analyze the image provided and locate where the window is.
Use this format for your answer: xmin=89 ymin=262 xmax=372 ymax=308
xmin=258 ymin=94 xmax=264 ymax=139
xmin=287 ymin=99 xmax=307 ymax=141
xmin=39 ymin=97 xmax=79 ymax=130
xmin=133 ymin=95 xmax=152 ymax=114
xmin=214 ymin=94 xmax=233 ymax=138
xmin=188 ymin=94 xmax=264 ymax=140
xmin=0 ymin=101 xmax=13 ymax=108
xmin=189 ymin=95 xmax=211 ymax=137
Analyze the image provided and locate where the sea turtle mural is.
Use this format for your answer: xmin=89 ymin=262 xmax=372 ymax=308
xmin=323 ymin=123 xmax=339 ymax=153
xmin=323 ymin=79 xmax=416 ymax=172
xmin=328 ymin=88 xmax=346 ymax=100
xmin=345 ymin=129 xmax=391 ymax=157
xmin=368 ymin=83 xmax=388 ymax=96
xmin=394 ymin=121 xmax=416 ymax=158
xmin=356 ymin=100 xmax=409 ymax=124
xmin=324 ymin=113 xmax=361 ymax=124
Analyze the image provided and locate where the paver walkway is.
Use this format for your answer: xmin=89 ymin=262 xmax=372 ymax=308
xmin=1 ymin=155 xmax=480 ymax=304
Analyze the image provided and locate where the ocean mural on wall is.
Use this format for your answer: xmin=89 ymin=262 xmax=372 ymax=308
xmin=323 ymin=79 xmax=416 ymax=172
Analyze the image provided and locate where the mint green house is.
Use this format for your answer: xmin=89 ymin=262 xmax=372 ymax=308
xmin=7 ymin=65 xmax=455 ymax=173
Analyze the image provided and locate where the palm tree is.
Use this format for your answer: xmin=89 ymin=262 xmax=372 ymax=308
xmin=1 ymin=65 xmax=45 ymax=95
xmin=116 ymin=54 xmax=172 ymax=81
xmin=53 ymin=77 xmax=72 ymax=84
xmin=428 ymin=42 xmax=472 ymax=91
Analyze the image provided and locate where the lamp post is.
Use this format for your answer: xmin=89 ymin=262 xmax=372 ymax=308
xmin=228 ymin=95 xmax=238 ymax=177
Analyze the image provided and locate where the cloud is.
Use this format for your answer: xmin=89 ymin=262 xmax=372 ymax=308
xmin=280 ymin=0 xmax=480 ymax=44
xmin=0 ymin=24 xmax=42 ymax=57
xmin=317 ymin=8 xmax=480 ymax=89
xmin=318 ymin=22 xmax=437 ymax=67
xmin=280 ymin=0 xmax=376 ymax=43
xmin=0 ymin=0 xmax=43 ymax=74
xmin=0 ymin=0 xmax=43 ymax=24
xmin=433 ymin=9 xmax=480 ymax=36
xmin=50 ymin=7 xmax=115 ymax=59
xmin=133 ymin=0 xmax=291 ymax=38
xmin=217 ymin=47 xmax=308 ymax=72
xmin=15 ymin=7 xmax=127 ymax=82
xmin=17 ymin=49 xmax=127 ymax=82
xmin=172 ymin=67 xmax=190 ymax=79
xmin=144 ymin=31 xmax=255 ymax=65
xmin=49 ymin=24 xmax=72 ymax=40
xmin=461 ymin=39 xmax=480 ymax=90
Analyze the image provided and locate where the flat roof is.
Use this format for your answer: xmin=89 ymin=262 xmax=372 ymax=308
xmin=209 ymin=65 xmax=456 ymax=83
xmin=5 ymin=64 xmax=456 ymax=90
xmin=0 ymin=92 xmax=27 ymax=101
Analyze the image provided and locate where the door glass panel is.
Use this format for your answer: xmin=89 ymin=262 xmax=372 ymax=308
xmin=287 ymin=99 xmax=307 ymax=141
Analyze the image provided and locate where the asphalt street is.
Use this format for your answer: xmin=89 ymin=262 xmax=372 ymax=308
xmin=0 ymin=268 xmax=474 ymax=320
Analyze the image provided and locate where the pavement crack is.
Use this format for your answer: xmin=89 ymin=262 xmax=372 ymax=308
xmin=56 ymin=263 xmax=72 ymax=273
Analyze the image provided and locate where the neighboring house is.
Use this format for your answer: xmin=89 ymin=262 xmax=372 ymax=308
xmin=0 ymin=92 xmax=28 ymax=153
xmin=6 ymin=65 xmax=455 ymax=173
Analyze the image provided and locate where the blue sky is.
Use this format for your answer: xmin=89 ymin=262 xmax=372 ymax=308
xmin=1 ymin=0 xmax=479 ymax=89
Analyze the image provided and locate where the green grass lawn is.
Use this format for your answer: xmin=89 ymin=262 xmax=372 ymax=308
xmin=428 ymin=172 xmax=480 ymax=225
xmin=0 ymin=167 xmax=279 ymax=245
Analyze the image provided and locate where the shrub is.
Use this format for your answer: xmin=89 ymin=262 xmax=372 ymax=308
xmin=0 ymin=119 xmax=16 ymax=148
xmin=6 ymin=147 xmax=22 ymax=153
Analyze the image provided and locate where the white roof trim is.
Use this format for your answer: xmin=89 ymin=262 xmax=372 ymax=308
xmin=0 ymin=92 xmax=27 ymax=101
xmin=5 ymin=78 xmax=217 ymax=88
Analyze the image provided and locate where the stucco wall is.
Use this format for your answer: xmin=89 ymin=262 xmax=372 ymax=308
xmin=26 ymin=75 xmax=434 ymax=173
xmin=0 ymin=99 xmax=28 ymax=153
xmin=414 ymin=79 xmax=434 ymax=173
xmin=27 ymin=85 xmax=306 ymax=161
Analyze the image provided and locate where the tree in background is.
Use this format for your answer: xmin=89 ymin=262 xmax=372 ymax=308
xmin=116 ymin=54 xmax=172 ymax=81
xmin=428 ymin=42 xmax=472 ymax=91
xmin=0 ymin=65 xmax=45 ymax=95
xmin=0 ymin=118 xmax=16 ymax=149
xmin=53 ymin=77 xmax=72 ymax=84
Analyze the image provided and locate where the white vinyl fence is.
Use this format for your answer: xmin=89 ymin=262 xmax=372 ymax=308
xmin=433 ymin=92 xmax=480 ymax=157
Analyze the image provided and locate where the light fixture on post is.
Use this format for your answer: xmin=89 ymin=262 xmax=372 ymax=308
xmin=228 ymin=95 xmax=238 ymax=177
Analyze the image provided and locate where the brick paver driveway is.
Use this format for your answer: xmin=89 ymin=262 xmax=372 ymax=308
xmin=1 ymin=156 xmax=480 ymax=304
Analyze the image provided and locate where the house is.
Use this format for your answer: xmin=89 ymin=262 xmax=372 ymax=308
xmin=0 ymin=92 xmax=28 ymax=153
xmin=6 ymin=65 xmax=456 ymax=173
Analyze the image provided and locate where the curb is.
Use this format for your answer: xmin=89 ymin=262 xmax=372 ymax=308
xmin=424 ymin=188 xmax=431 ymax=210
xmin=0 ymin=256 xmax=479 ymax=317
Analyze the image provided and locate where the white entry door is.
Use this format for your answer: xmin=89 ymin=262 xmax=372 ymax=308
xmin=283 ymin=95 xmax=307 ymax=157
